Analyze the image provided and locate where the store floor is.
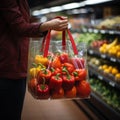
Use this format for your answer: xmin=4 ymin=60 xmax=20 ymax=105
xmin=21 ymin=90 xmax=90 ymax=120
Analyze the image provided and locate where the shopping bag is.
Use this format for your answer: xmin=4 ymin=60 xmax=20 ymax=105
xmin=27 ymin=29 xmax=91 ymax=100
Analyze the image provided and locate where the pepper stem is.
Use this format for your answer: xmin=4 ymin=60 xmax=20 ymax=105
xmin=62 ymin=67 xmax=71 ymax=79
xmin=73 ymin=71 xmax=78 ymax=77
xmin=55 ymin=73 xmax=60 ymax=80
xmin=41 ymin=77 xmax=46 ymax=90
xmin=38 ymin=63 xmax=45 ymax=68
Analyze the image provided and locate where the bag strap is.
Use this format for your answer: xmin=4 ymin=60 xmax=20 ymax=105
xmin=62 ymin=30 xmax=66 ymax=50
xmin=43 ymin=30 xmax=51 ymax=57
xmin=43 ymin=29 xmax=78 ymax=57
xmin=43 ymin=16 xmax=78 ymax=57
xmin=40 ymin=30 xmax=66 ymax=54
xmin=67 ymin=29 xmax=78 ymax=55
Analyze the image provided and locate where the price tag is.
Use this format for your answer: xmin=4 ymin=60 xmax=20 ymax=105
xmin=98 ymin=75 xmax=103 ymax=80
xmin=101 ymin=54 xmax=106 ymax=59
xmin=100 ymin=30 xmax=106 ymax=34
xmin=88 ymin=28 xmax=93 ymax=33
xmin=109 ymin=30 xmax=114 ymax=34
xmin=93 ymin=29 xmax=99 ymax=33
xmin=110 ymin=57 xmax=116 ymax=62
xmin=109 ymin=81 xmax=115 ymax=87
xmin=89 ymin=50 xmax=94 ymax=54
xmin=83 ymin=28 xmax=87 ymax=32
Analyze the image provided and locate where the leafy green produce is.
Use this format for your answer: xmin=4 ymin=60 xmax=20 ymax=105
xmin=89 ymin=78 xmax=120 ymax=111
xmin=75 ymin=33 xmax=102 ymax=46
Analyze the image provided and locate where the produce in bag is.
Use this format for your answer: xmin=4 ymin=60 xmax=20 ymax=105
xmin=28 ymin=28 xmax=91 ymax=100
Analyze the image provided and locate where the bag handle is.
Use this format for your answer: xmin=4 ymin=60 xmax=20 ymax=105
xmin=40 ymin=30 xmax=66 ymax=52
xmin=67 ymin=29 xmax=78 ymax=55
xmin=43 ymin=29 xmax=78 ymax=57
xmin=43 ymin=16 xmax=78 ymax=57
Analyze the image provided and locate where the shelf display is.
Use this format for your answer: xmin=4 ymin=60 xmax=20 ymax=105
xmin=82 ymin=27 xmax=120 ymax=35
xmin=88 ymin=63 xmax=120 ymax=90
xmin=95 ymin=16 xmax=120 ymax=30
xmin=72 ymin=7 xmax=120 ymax=119
xmin=89 ymin=78 xmax=120 ymax=112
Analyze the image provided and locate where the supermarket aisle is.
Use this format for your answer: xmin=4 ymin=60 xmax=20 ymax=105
xmin=21 ymin=90 xmax=90 ymax=120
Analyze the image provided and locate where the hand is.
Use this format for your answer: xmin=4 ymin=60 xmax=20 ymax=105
xmin=48 ymin=16 xmax=68 ymax=31
xmin=40 ymin=16 xmax=68 ymax=32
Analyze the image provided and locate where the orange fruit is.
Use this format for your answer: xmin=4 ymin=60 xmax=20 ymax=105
xmin=111 ymin=68 xmax=119 ymax=75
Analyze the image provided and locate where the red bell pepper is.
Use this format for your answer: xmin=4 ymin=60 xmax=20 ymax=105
xmin=65 ymin=86 xmax=77 ymax=98
xmin=61 ymin=62 xmax=75 ymax=74
xmin=76 ymin=80 xmax=91 ymax=98
xmin=72 ymin=68 xmax=87 ymax=82
xmin=49 ymin=73 xmax=63 ymax=91
xmin=62 ymin=75 xmax=75 ymax=91
xmin=59 ymin=52 xmax=69 ymax=63
xmin=51 ymin=88 xmax=64 ymax=99
xmin=36 ymin=83 xmax=50 ymax=99
xmin=36 ymin=78 xmax=50 ymax=99
xmin=50 ymin=67 xmax=61 ymax=76
xmin=62 ymin=68 xmax=75 ymax=91
xmin=37 ymin=68 xmax=52 ymax=84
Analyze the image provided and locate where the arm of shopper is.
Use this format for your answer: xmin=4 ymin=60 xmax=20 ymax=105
xmin=0 ymin=0 xmax=46 ymax=37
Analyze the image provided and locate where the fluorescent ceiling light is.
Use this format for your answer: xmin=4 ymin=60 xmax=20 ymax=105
xmin=32 ymin=10 xmax=41 ymax=16
xmin=32 ymin=8 xmax=50 ymax=16
xmin=62 ymin=2 xmax=85 ymax=10
xmin=50 ymin=6 xmax=63 ymax=12
xmin=85 ymin=0 xmax=112 ymax=5
xmin=39 ymin=8 xmax=50 ymax=14
xmin=32 ymin=0 xmax=112 ymax=16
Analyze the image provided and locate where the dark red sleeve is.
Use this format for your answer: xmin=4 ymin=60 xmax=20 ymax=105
xmin=0 ymin=0 xmax=47 ymax=37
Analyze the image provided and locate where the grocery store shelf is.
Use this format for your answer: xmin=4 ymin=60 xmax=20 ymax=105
xmin=90 ymin=92 xmax=120 ymax=120
xmin=88 ymin=47 xmax=120 ymax=64
xmin=88 ymin=65 xmax=120 ymax=91
xmin=82 ymin=28 xmax=120 ymax=35
xmin=74 ymin=99 xmax=103 ymax=120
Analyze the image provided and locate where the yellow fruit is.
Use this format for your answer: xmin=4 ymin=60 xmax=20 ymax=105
xmin=104 ymin=69 xmax=111 ymax=74
xmin=111 ymin=68 xmax=119 ymax=75
xmin=108 ymin=48 xmax=117 ymax=56
xmin=108 ymin=50 xmax=112 ymax=55
xmin=102 ymin=64 xmax=108 ymax=70
xmin=102 ymin=43 xmax=107 ymax=48
xmin=106 ymin=38 xmax=118 ymax=50
xmin=115 ymin=73 xmax=120 ymax=80
xmin=108 ymin=66 xmax=113 ymax=73
xmin=99 ymin=44 xmax=107 ymax=53
xmin=115 ymin=45 xmax=120 ymax=51
xmin=117 ymin=51 xmax=120 ymax=58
